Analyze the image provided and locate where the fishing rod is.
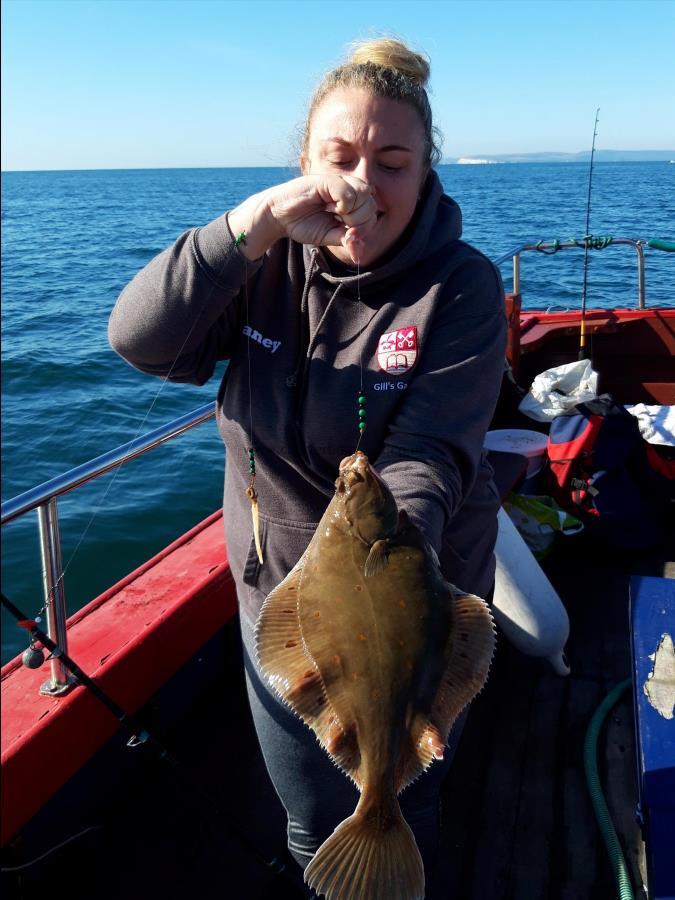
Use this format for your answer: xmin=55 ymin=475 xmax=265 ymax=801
xmin=0 ymin=590 xmax=303 ymax=889
xmin=578 ymin=108 xmax=600 ymax=361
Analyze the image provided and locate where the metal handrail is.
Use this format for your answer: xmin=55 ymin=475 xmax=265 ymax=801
xmin=492 ymin=237 xmax=648 ymax=308
xmin=1 ymin=402 xmax=216 ymax=526
xmin=1 ymin=401 xmax=216 ymax=694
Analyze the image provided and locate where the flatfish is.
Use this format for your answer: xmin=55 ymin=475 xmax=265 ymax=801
xmin=255 ymin=451 xmax=496 ymax=899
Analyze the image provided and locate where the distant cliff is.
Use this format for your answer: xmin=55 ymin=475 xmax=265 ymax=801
xmin=444 ymin=150 xmax=675 ymax=164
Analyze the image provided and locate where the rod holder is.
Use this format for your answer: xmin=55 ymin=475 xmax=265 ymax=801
xmin=512 ymin=253 xmax=521 ymax=295
xmin=37 ymin=499 xmax=74 ymax=696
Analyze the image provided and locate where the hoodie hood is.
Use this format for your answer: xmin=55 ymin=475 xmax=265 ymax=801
xmin=302 ymin=170 xmax=462 ymax=291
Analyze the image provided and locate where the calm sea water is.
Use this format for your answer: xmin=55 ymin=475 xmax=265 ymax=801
xmin=2 ymin=163 xmax=673 ymax=662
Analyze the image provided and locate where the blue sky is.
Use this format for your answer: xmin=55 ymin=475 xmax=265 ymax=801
xmin=2 ymin=0 xmax=674 ymax=170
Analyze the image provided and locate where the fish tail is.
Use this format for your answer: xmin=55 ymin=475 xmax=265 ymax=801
xmin=304 ymin=794 xmax=424 ymax=900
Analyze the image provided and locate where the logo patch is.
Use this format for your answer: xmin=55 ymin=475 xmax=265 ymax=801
xmin=377 ymin=327 xmax=418 ymax=374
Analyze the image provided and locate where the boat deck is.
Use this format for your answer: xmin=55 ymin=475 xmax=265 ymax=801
xmin=4 ymin=526 xmax=672 ymax=900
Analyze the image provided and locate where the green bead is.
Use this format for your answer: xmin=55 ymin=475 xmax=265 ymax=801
xmin=357 ymin=394 xmax=366 ymax=404
xmin=358 ymin=422 xmax=366 ymax=432
xmin=358 ymin=409 xmax=366 ymax=419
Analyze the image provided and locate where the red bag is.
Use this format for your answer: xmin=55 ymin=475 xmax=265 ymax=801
xmin=546 ymin=397 xmax=675 ymax=548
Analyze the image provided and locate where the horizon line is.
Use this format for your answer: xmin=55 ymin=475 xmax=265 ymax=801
xmin=4 ymin=156 xmax=674 ymax=175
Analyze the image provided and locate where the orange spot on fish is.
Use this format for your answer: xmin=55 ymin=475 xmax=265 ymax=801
xmin=351 ymin=672 xmax=360 ymax=681
xmin=314 ymin=611 xmax=321 ymax=619
xmin=304 ymin=669 xmax=315 ymax=679
xmin=398 ymin=599 xmax=407 ymax=608
xmin=332 ymin=654 xmax=341 ymax=666
xmin=355 ymin=585 xmax=363 ymax=592
xmin=357 ymin=633 xmax=367 ymax=642
xmin=285 ymin=640 xmax=298 ymax=648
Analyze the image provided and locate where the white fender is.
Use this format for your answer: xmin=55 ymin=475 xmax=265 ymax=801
xmin=493 ymin=507 xmax=571 ymax=676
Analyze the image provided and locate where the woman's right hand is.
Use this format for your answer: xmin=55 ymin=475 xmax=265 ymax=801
xmin=228 ymin=175 xmax=378 ymax=262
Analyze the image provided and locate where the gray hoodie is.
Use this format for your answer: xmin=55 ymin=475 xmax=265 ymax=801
xmin=109 ymin=171 xmax=506 ymax=625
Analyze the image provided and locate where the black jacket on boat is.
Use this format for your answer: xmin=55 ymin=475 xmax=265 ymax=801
xmin=109 ymin=170 xmax=507 ymax=625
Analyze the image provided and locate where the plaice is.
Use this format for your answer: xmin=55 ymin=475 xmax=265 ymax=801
xmin=255 ymin=451 xmax=496 ymax=900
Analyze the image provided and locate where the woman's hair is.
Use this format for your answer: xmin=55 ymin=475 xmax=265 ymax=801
xmin=301 ymin=38 xmax=443 ymax=169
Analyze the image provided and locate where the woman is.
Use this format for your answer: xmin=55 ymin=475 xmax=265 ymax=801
xmin=110 ymin=38 xmax=506 ymax=897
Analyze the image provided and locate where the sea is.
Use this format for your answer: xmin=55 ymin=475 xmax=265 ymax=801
xmin=2 ymin=162 xmax=673 ymax=663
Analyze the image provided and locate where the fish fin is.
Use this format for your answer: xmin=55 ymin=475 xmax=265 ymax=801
xmin=364 ymin=540 xmax=389 ymax=577
xmin=255 ymin=560 xmax=305 ymax=685
xmin=304 ymin=795 xmax=424 ymax=900
xmin=397 ymin=590 xmax=496 ymax=792
xmin=255 ymin=560 xmax=323 ymax=716
xmin=255 ymin=566 xmax=363 ymax=787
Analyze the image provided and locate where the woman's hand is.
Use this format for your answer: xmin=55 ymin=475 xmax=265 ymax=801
xmin=228 ymin=175 xmax=377 ymax=263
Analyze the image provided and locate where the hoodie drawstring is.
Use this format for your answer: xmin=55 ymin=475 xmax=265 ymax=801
xmin=286 ymin=248 xmax=319 ymax=389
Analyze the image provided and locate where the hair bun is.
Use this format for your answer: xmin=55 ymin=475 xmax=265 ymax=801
xmin=348 ymin=38 xmax=430 ymax=87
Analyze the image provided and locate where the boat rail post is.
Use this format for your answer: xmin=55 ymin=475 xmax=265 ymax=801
xmin=513 ymin=253 xmax=521 ymax=295
xmin=37 ymin=498 xmax=74 ymax=695
xmin=636 ymin=241 xmax=646 ymax=309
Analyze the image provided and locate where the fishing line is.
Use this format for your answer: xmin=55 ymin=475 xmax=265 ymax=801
xmin=55 ymin=321 xmax=204 ymax=592
xmin=0 ymin=826 xmax=104 ymax=872
xmin=49 ymin=237 xmax=250 ymax=603
xmin=354 ymin=253 xmax=367 ymax=453
xmin=241 ymin=248 xmax=263 ymax=566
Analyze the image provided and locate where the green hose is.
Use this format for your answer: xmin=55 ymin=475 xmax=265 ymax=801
xmin=583 ymin=678 xmax=635 ymax=900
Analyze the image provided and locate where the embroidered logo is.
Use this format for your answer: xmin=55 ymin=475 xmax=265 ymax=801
xmin=377 ymin=327 xmax=418 ymax=374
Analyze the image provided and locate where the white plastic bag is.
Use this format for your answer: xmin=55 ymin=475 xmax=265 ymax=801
xmin=518 ymin=359 xmax=598 ymax=422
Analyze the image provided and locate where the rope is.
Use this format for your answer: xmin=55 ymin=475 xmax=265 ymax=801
xmin=534 ymin=239 xmax=562 ymax=255
xmin=534 ymin=236 xmax=614 ymax=254
xmin=573 ymin=234 xmax=614 ymax=250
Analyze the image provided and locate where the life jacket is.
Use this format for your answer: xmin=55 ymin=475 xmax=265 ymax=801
xmin=546 ymin=396 xmax=675 ymax=549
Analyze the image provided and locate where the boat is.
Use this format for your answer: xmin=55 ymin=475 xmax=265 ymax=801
xmin=2 ymin=236 xmax=674 ymax=900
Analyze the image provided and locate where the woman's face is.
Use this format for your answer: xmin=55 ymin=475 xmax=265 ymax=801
xmin=302 ymin=87 xmax=427 ymax=266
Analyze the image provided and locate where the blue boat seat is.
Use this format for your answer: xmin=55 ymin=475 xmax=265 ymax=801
xmin=630 ymin=575 xmax=675 ymax=900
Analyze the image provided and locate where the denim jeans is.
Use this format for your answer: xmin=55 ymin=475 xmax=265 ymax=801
xmin=239 ymin=616 xmax=468 ymax=897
